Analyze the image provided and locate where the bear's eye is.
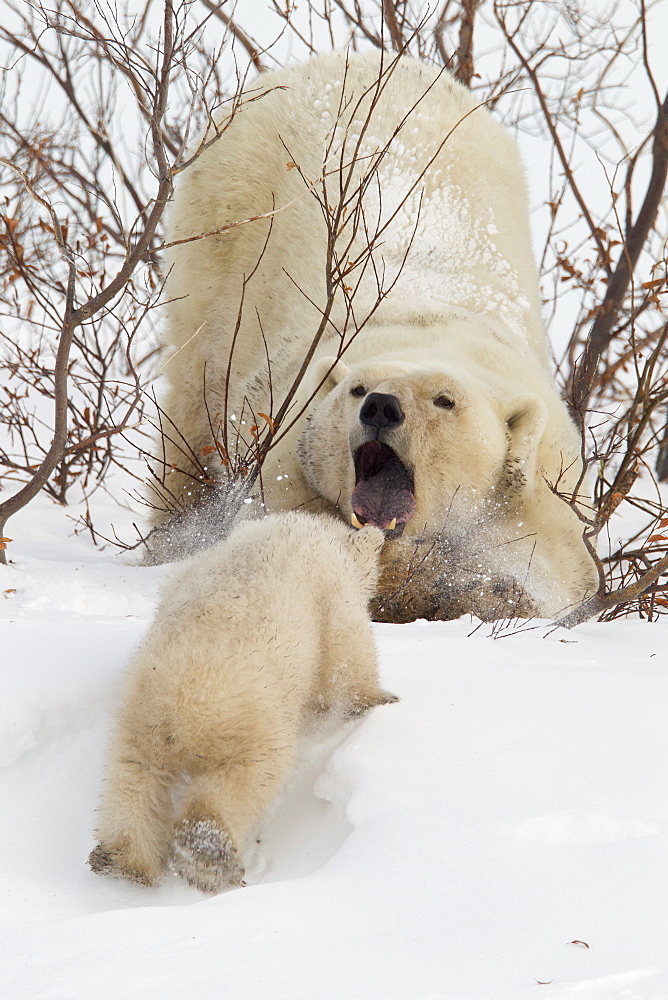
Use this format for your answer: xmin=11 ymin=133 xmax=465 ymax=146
xmin=434 ymin=394 xmax=455 ymax=409
xmin=350 ymin=384 xmax=366 ymax=398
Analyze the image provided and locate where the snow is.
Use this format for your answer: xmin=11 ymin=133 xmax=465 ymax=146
xmin=2 ymin=5 xmax=668 ymax=992
xmin=1 ymin=493 xmax=666 ymax=999
xmin=329 ymin=111 xmax=535 ymax=345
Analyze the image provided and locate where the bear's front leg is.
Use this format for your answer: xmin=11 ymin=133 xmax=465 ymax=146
xmin=88 ymin=737 xmax=174 ymax=887
xmin=320 ymin=611 xmax=399 ymax=717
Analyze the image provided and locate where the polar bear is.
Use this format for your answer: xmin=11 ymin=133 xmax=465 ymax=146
xmin=89 ymin=512 xmax=396 ymax=893
xmin=147 ymin=51 xmax=598 ymax=620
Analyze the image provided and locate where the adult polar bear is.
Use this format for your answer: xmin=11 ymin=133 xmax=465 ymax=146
xmin=151 ymin=51 xmax=597 ymax=621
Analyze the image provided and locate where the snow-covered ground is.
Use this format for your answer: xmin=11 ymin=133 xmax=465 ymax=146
xmin=1 ymin=492 xmax=666 ymax=999
xmin=2 ymin=4 xmax=668 ymax=992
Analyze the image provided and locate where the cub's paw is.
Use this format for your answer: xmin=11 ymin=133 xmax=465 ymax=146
xmin=87 ymin=843 xmax=157 ymax=886
xmin=347 ymin=689 xmax=399 ymax=716
xmin=170 ymin=818 xmax=244 ymax=894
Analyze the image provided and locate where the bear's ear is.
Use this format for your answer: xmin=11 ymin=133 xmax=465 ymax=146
xmin=502 ymin=393 xmax=547 ymax=485
xmin=310 ymin=355 xmax=350 ymax=393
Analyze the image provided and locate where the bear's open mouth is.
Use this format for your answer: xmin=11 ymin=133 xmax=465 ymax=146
xmin=351 ymin=441 xmax=416 ymax=531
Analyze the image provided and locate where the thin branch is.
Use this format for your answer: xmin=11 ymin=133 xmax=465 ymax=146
xmin=572 ymin=89 xmax=668 ymax=410
xmin=555 ymin=550 xmax=668 ymax=628
xmin=454 ymin=0 xmax=481 ymax=88
xmin=197 ymin=0 xmax=267 ymax=73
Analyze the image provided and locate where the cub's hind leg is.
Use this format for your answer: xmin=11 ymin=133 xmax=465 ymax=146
xmin=170 ymin=729 xmax=298 ymax=893
xmin=89 ymin=729 xmax=174 ymax=886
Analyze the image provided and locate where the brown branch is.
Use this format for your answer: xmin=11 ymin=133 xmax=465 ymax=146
xmin=382 ymin=0 xmax=405 ymax=52
xmin=0 ymin=0 xmax=177 ymax=561
xmin=197 ymin=0 xmax=267 ymax=73
xmin=454 ymin=0 xmax=481 ymax=88
xmin=495 ymin=4 xmax=612 ymax=282
xmin=61 ymin=0 xmax=181 ymax=160
xmin=330 ymin=0 xmax=384 ymax=49
xmin=1 ymin=21 xmax=149 ymax=224
xmin=572 ymin=89 xmax=668 ymax=410
xmin=555 ymin=550 xmax=668 ymax=628
xmin=0 ymin=163 xmax=77 ymax=563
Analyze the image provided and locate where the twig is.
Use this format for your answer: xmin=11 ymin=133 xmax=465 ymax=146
xmin=555 ymin=550 xmax=668 ymax=628
xmin=572 ymin=89 xmax=668 ymax=410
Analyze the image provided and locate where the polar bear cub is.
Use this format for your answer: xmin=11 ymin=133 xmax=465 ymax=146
xmin=89 ymin=512 xmax=396 ymax=893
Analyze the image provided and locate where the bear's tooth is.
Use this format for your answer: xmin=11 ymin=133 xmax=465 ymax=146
xmin=387 ymin=518 xmax=397 ymax=531
xmin=351 ymin=512 xmax=364 ymax=529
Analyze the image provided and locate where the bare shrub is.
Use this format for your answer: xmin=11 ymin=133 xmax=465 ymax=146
xmin=0 ymin=0 xmax=253 ymax=560
xmin=1 ymin=0 xmax=666 ymax=620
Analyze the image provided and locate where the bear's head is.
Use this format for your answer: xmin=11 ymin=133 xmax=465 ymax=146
xmin=298 ymin=357 xmax=548 ymax=537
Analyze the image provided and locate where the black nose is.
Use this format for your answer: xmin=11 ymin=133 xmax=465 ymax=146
xmin=359 ymin=392 xmax=404 ymax=429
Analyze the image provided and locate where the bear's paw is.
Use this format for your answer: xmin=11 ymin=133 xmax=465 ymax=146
xmin=88 ymin=843 xmax=157 ymax=887
xmin=170 ymin=817 xmax=244 ymax=893
xmin=346 ymin=688 xmax=399 ymax=716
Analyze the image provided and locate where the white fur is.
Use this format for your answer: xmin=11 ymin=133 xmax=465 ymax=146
xmin=89 ymin=513 xmax=395 ymax=892
xmin=151 ymin=52 xmax=598 ymax=618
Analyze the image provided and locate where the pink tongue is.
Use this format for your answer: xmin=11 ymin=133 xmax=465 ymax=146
xmin=351 ymin=460 xmax=416 ymax=529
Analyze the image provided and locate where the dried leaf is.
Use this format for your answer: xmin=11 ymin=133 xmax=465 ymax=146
xmin=257 ymin=412 xmax=276 ymax=433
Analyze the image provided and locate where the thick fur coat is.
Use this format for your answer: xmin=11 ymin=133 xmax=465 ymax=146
xmin=149 ymin=52 xmax=598 ymax=620
xmin=89 ymin=513 xmax=395 ymax=892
